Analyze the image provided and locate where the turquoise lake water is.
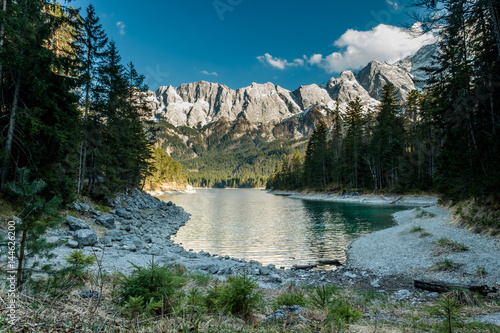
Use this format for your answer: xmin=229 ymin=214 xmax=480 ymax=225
xmin=159 ymin=189 xmax=407 ymax=268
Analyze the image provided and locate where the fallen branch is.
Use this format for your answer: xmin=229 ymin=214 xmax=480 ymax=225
xmin=291 ymin=264 xmax=317 ymax=270
xmin=317 ymin=259 xmax=342 ymax=266
xmin=414 ymin=279 xmax=498 ymax=296
xmin=390 ymin=196 xmax=403 ymax=204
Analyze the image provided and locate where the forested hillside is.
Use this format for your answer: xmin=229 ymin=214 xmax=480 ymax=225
xmin=269 ymin=0 xmax=500 ymax=230
xmin=0 ymin=2 xmax=158 ymax=202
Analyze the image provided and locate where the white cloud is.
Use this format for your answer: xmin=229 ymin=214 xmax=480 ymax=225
xmin=256 ymin=53 xmax=304 ymax=70
xmin=116 ymin=21 xmax=126 ymax=35
xmin=305 ymin=23 xmax=436 ymax=73
xmin=201 ymin=70 xmax=218 ymax=76
xmin=386 ymin=0 xmax=399 ymax=11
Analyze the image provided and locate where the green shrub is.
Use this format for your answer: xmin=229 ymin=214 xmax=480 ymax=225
xmin=180 ymin=287 xmax=208 ymax=315
xmin=309 ymin=284 xmax=338 ymax=308
xmin=31 ymin=250 xmax=96 ymax=297
xmin=116 ymin=259 xmax=185 ymax=314
xmin=274 ymin=290 xmax=307 ymax=307
xmin=428 ymin=293 xmax=462 ymax=333
xmin=433 ymin=258 xmax=460 ymax=271
xmin=327 ymin=298 xmax=362 ymax=330
xmin=205 ymin=273 xmax=263 ymax=316
xmin=65 ymin=249 xmax=96 ymax=268
xmin=190 ymin=272 xmax=211 ymax=286
xmin=410 ymin=226 xmax=425 ymax=233
xmin=435 ymin=238 xmax=469 ymax=252
xmin=476 ymin=266 xmax=487 ymax=277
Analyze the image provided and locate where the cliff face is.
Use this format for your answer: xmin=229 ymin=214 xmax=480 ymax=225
xmin=150 ymin=44 xmax=437 ymax=157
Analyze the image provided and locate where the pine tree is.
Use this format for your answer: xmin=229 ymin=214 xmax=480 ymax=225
xmin=7 ymin=169 xmax=61 ymax=290
xmin=0 ymin=0 xmax=81 ymax=200
xmin=291 ymin=150 xmax=302 ymax=188
xmin=329 ymin=99 xmax=343 ymax=186
xmin=342 ymin=97 xmax=366 ymax=189
xmin=88 ymin=42 xmax=153 ymax=196
xmin=303 ymin=121 xmax=329 ymax=189
xmin=371 ymin=84 xmax=405 ymax=190
xmin=76 ymin=4 xmax=108 ymax=193
xmin=415 ymin=0 xmax=500 ymax=202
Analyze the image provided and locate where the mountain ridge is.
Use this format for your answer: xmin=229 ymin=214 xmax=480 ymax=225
xmin=149 ymin=43 xmax=438 ymax=136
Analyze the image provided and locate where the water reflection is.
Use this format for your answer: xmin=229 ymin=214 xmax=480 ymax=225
xmin=161 ymin=189 xmax=405 ymax=268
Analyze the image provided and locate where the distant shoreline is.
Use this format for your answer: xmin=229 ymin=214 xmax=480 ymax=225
xmin=269 ymin=190 xmax=439 ymax=206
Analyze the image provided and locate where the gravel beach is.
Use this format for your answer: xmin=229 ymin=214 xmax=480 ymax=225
xmin=347 ymin=205 xmax=500 ymax=287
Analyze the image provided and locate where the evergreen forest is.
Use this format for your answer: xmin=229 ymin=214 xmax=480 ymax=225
xmin=269 ymin=0 xmax=500 ymax=211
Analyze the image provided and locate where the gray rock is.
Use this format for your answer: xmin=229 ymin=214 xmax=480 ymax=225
xmin=133 ymin=240 xmax=144 ymax=249
xmin=104 ymin=230 xmax=123 ymax=241
xmin=344 ymin=272 xmax=358 ymax=279
xmin=148 ymin=245 xmax=162 ymax=256
xmin=259 ymin=266 xmax=272 ymax=275
xmin=74 ymin=202 xmax=90 ymax=212
xmin=90 ymin=209 xmax=102 ymax=217
xmin=208 ymin=265 xmax=219 ymax=274
xmin=115 ymin=208 xmax=132 ymax=219
xmin=74 ymin=229 xmax=98 ymax=247
xmin=122 ymin=242 xmax=137 ymax=252
xmin=95 ymin=215 xmax=115 ymax=229
xmin=268 ymin=274 xmax=282 ymax=283
xmin=66 ymin=240 xmax=79 ymax=248
xmin=47 ymin=229 xmax=66 ymax=237
xmin=66 ymin=215 xmax=90 ymax=231
xmin=371 ymin=278 xmax=381 ymax=288
xmin=262 ymin=306 xmax=306 ymax=327
xmin=99 ymin=236 xmax=113 ymax=247
xmin=79 ymin=290 xmax=102 ymax=300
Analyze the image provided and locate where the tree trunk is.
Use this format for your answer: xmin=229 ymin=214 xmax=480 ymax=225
xmin=1 ymin=78 xmax=21 ymax=186
xmin=17 ymin=228 xmax=28 ymax=290
xmin=414 ymin=279 xmax=497 ymax=296
xmin=0 ymin=0 xmax=7 ymax=104
xmin=487 ymin=0 xmax=500 ymax=59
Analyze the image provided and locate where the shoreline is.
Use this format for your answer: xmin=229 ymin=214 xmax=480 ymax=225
xmin=270 ymin=190 xmax=439 ymax=206
xmin=347 ymin=205 xmax=500 ymax=287
xmin=25 ymin=190 xmax=498 ymax=295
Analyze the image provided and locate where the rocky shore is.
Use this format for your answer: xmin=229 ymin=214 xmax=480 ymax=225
xmin=41 ymin=190 xmax=499 ymax=298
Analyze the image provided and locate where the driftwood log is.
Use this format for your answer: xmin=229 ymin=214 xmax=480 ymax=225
xmin=414 ymin=279 xmax=498 ymax=296
xmin=317 ymin=259 xmax=342 ymax=266
xmin=389 ymin=196 xmax=403 ymax=204
xmin=292 ymin=264 xmax=317 ymax=270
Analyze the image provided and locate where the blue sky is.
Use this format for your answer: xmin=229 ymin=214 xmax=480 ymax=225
xmin=64 ymin=0 xmax=434 ymax=91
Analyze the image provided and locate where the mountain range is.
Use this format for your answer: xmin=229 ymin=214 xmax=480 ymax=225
xmin=146 ymin=43 xmax=438 ymax=186
xmin=148 ymin=43 xmax=437 ymax=151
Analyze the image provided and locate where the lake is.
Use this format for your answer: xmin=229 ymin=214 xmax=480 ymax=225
xmin=159 ymin=189 xmax=407 ymax=268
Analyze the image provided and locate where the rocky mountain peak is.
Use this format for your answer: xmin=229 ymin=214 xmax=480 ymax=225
xmin=151 ymin=43 xmax=437 ymax=140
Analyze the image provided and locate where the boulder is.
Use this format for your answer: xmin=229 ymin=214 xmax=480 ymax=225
xmin=115 ymin=208 xmax=132 ymax=219
xmin=104 ymin=230 xmax=123 ymax=241
xmin=268 ymin=274 xmax=282 ymax=283
xmin=208 ymin=265 xmax=219 ymax=274
xmin=74 ymin=229 xmax=98 ymax=247
xmin=99 ymin=236 xmax=113 ymax=247
xmin=262 ymin=306 xmax=306 ymax=327
xmin=66 ymin=240 xmax=79 ymax=248
xmin=122 ymin=242 xmax=137 ymax=252
xmin=73 ymin=202 xmax=90 ymax=212
xmin=90 ymin=209 xmax=102 ymax=217
xmin=79 ymin=290 xmax=103 ymax=300
xmin=95 ymin=215 xmax=115 ymax=229
xmin=259 ymin=266 xmax=272 ymax=275
xmin=66 ymin=215 xmax=90 ymax=231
